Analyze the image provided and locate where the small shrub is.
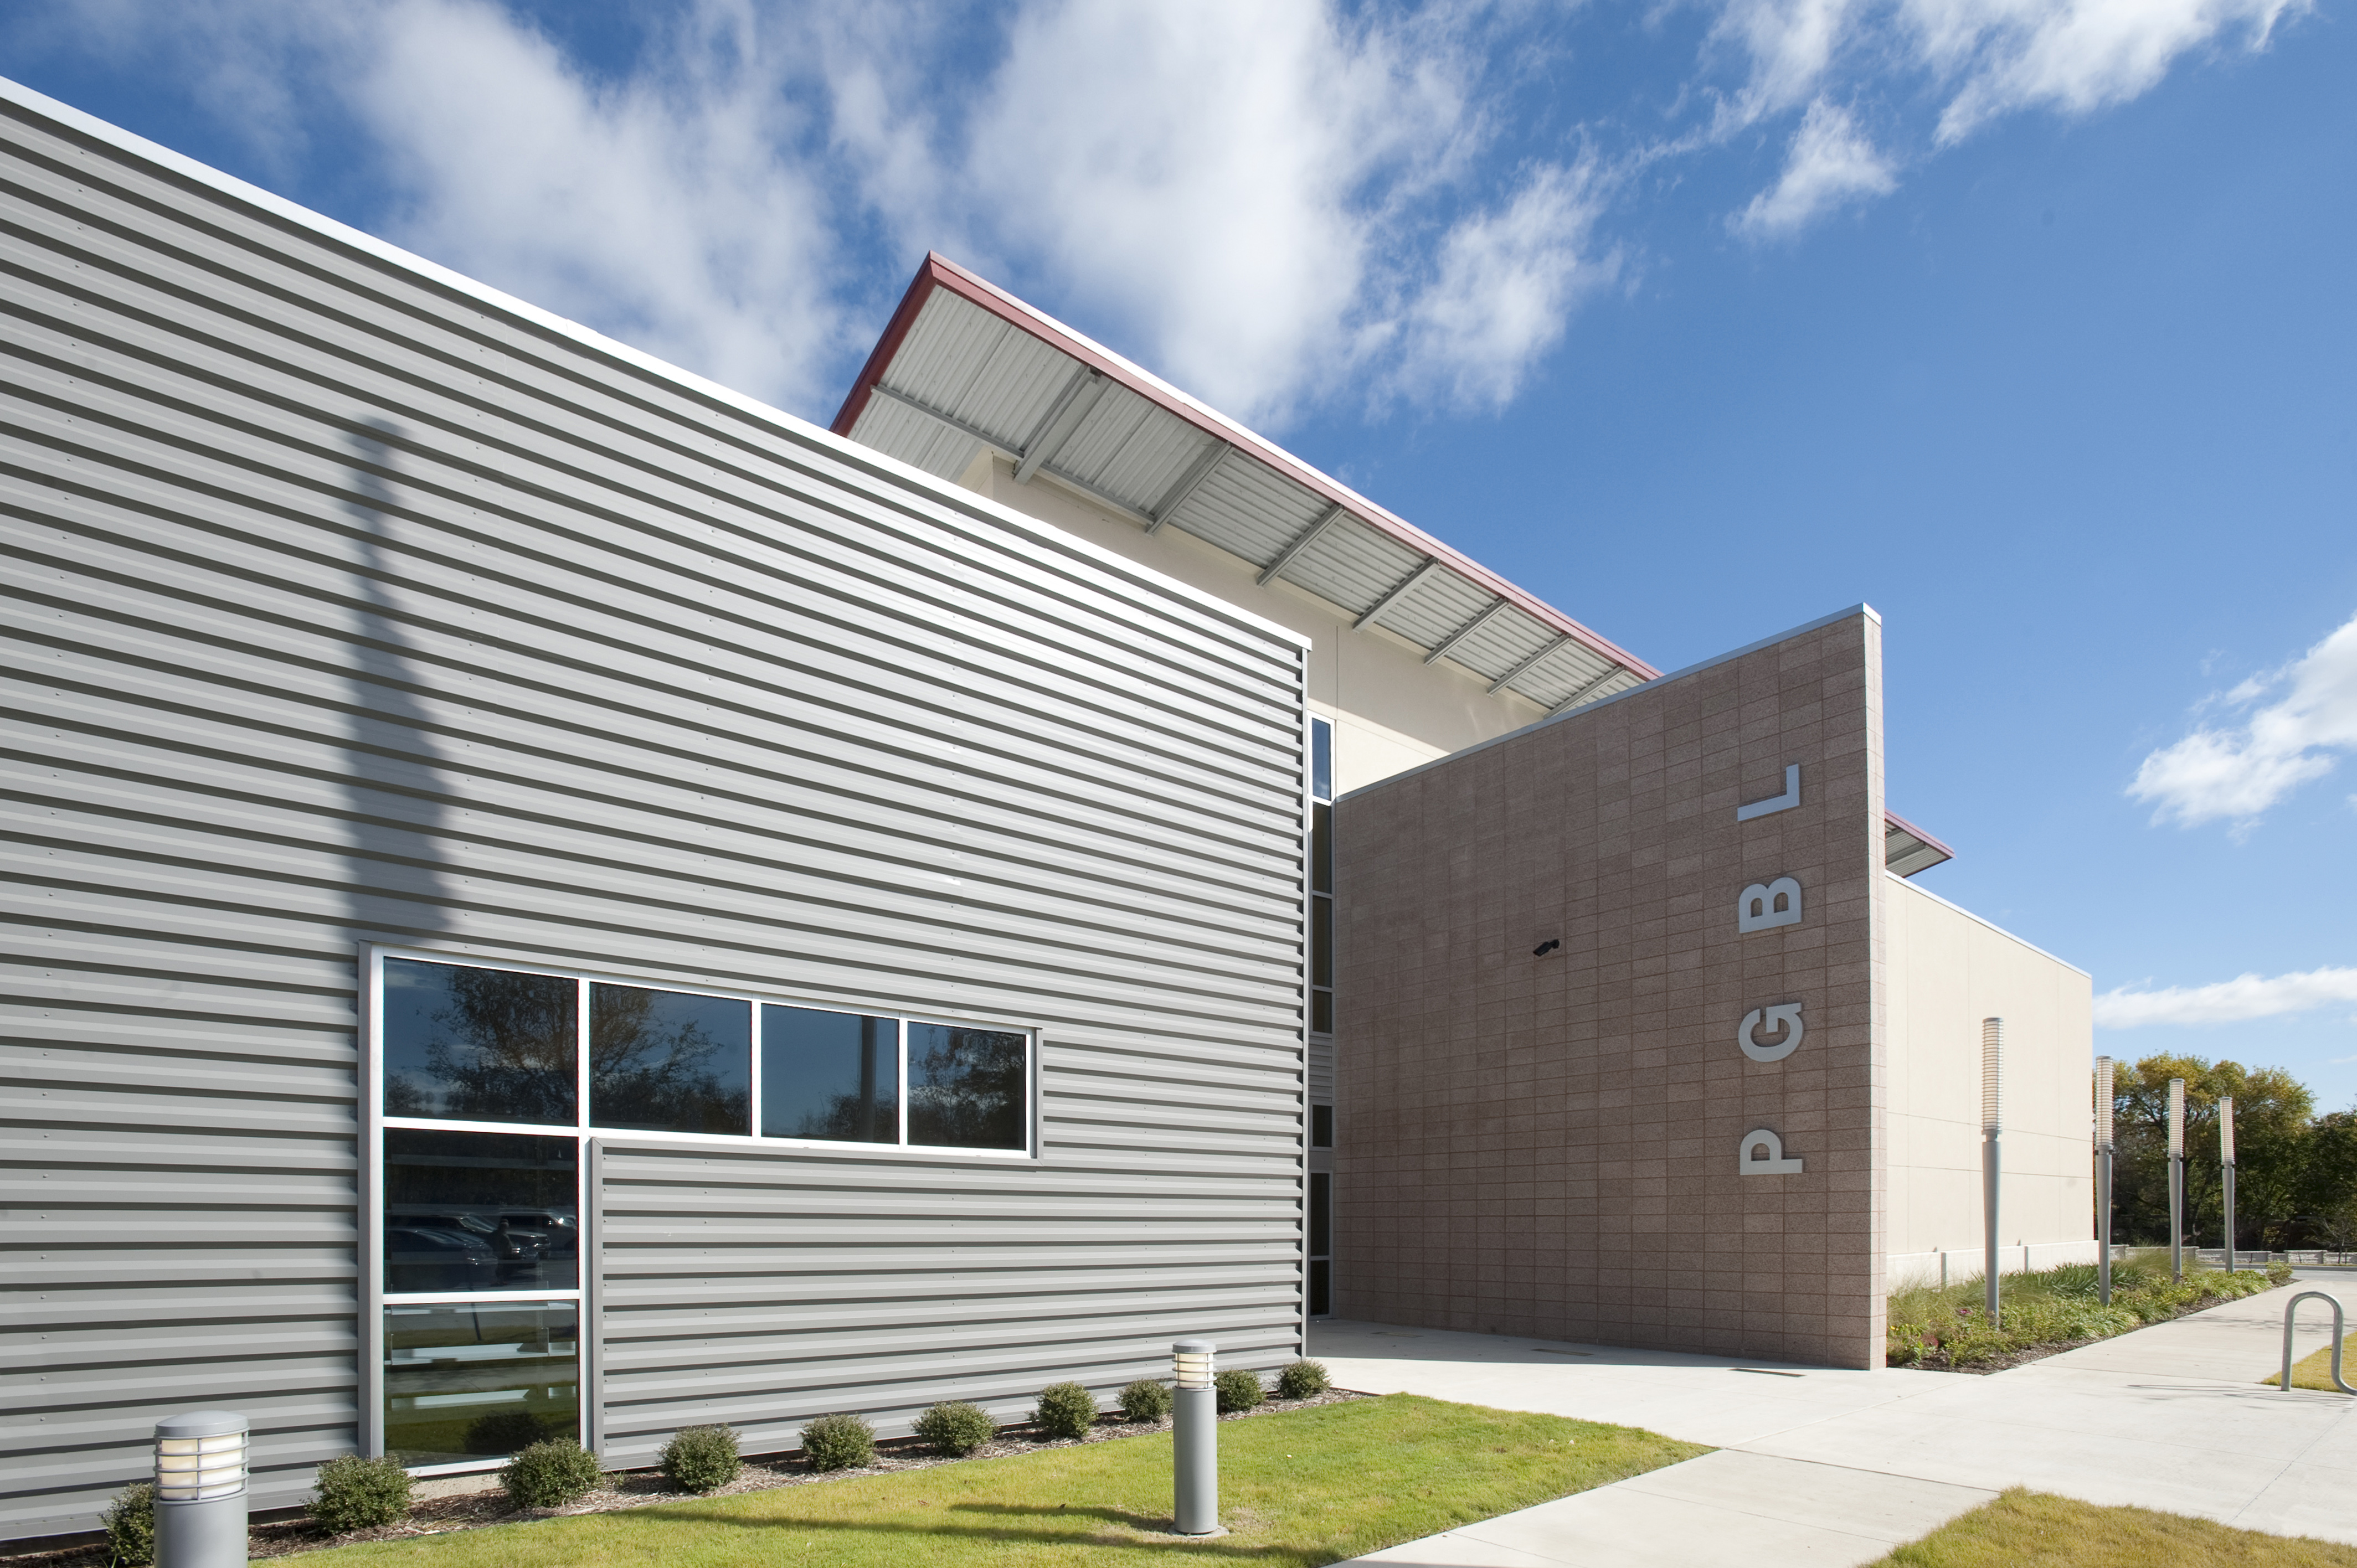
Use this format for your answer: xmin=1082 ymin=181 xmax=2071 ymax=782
xmin=1213 ymin=1368 xmax=1265 ymax=1413
xmin=800 ymin=1412 xmax=875 ymax=1472
xmin=1118 ymin=1378 xmax=1172 ymax=1423
xmin=467 ymin=1410 xmax=554 ymax=1455
xmin=1033 ymin=1381 xmax=1099 ymax=1440
xmin=660 ymin=1425 xmax=741 ymax=1494
xmin=1275 ymin=1359 xmax=1330 ymax=1400
xmin=500 ymin=1438 xmax=601 ymax=1509
xmin=311 ymin=1453 xmax=413 ymax=1532
xmin=913 ymin=1401 xmax=996 ymax=1457
xmin=102 ymin=1483 xmax=154 ymax=1567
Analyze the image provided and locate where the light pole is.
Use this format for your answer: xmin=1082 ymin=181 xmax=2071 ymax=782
xmin=2168 ymin=1078 xmax=2186 ymax=1282
xmin=2094 ymin=1056 xmax=2114 ymax=1307
xmin=1171 ymin=1339 xmax=1222 ymax=1537
xmin=1983 ymin=1018 xmax=2003 ymax=1325
xmin=153 ymin=1411 xmax=248 ymax=1568
xmin=2221 ymin=1096 xmax=2237 ymax=1273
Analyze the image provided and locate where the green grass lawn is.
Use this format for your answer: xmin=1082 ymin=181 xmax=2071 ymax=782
xmin=287 ymin=1396 xmax=1703 ymax=1568
xmin=2268 ymin=1330 xmax=2357 ymax=1391
xmin=1869 ymin=1489 xmax=2357 ymax=1566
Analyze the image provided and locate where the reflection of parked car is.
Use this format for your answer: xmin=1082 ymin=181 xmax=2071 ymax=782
xmin=385 ymin=1226 xmax=498 ymax=1293
xmin=499 ymin=1213 xmax=577 ymax=1261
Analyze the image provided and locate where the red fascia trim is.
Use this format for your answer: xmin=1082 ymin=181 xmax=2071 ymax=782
xmin=1884 ymin=809 xmax=1957 ymax=862
xmin=831 ymin=252 xmax=1661 ymax=682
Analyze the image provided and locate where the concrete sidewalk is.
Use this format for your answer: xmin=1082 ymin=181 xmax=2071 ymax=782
xmin=1318 ymin=1275 xmax=2357 ymax=1567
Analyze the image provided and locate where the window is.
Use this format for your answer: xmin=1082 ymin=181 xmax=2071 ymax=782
xmin=1310 ymin=1104 xmax=1334 ymax=1149
xmin=369 ymin=951 xmax=1035 ymax=1469
xmin=1308 ymin=1172 xmax=1332 ymax=1317
xmin=1308 ymin=717 xmax=1335 ymax=1036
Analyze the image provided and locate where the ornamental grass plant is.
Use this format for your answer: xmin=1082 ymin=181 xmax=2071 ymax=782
xmin=1887 ymin=1255 xmax=2290 ymax=1368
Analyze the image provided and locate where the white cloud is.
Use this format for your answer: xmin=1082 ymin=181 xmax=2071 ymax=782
xmin=2095 ymin=966 xmax=2357 ymax=1028
xmin=1390 ymin=163 xmax=1614 ymax=411
xmin=1732 ymin=99 xmax=1897 ymax=239
xmin=1907 ymin=0 xmax=2305 ymax=145
xmin=2129 ymin=610 xmax=2357 ymax=829
xmin=1712 ymin=0 xmax=2307 ymax=233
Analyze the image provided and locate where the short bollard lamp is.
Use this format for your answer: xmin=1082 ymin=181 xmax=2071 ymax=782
xmin=2168 ymin=1078 xmax=2187 ymax=1281
xmin=153 ymin=1411 xmax=248 ymax=1568
xmin=1171 ymin=1339 xmax=1222 ymax=1536
xmin=2094 ymin=1056 xmax=2116 ymax=1306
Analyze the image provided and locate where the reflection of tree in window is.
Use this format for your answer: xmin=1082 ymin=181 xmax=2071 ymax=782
xmin=590 ymin=985 xmax=751 ymax=1134
xmin=383 ymin=960 xmax=576 ymax=1125
xmin=760 ymin=1006 xmax=897 ymax=1144
xmin=907 ymin=1025 xmax=1026 ymax=1149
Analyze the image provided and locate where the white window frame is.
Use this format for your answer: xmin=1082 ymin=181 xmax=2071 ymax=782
xmin=358 ymin=942 xmax=1041 ymax=1470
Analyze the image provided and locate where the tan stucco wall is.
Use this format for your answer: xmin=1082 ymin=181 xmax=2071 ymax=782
xmin=1884 ymin=875 xmax=2095 ymax=1286
xmin=954 ymin=452 xmax=1541 ymax=794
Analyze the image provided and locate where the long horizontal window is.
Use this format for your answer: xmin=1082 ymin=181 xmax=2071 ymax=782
xmin=369 ymin=950 xmax=1036 ymax=1472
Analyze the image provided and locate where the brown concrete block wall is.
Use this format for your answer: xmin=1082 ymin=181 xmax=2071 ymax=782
xmin=1332 ymin=608 xmax=1888 ymax=1368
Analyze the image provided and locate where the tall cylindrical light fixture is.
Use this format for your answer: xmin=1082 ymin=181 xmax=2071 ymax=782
xmin=2094 ymin=1057 xmax=2115 ymax=1306
xmin=154 ymin=1411 xmax=248 ymax=1568
xmin=2220 ymin=1095 xmax=2238 ymax=1273
xmin=1982 ymin=1018 xmax=2003 ymax=1324
xmin=1171 ymin=1339 xmax=1221 ymax=1536
xmin=2168 ymin=1078 xmax=2186 ymax=1281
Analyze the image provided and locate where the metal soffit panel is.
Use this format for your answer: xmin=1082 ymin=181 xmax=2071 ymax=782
xmin=835 ymin=255 xmax=1661 ymax=713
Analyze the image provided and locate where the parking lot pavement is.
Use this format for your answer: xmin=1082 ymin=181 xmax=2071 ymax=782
xmin=1317 ymin=1275 xmax=2357 ymax=1567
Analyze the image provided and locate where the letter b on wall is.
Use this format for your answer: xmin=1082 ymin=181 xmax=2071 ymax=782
xmin=1738 ymin=877 xmax=1802 ymax=933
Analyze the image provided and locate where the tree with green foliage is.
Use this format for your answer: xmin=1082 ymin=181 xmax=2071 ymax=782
xmin=2111 ymin=1054 xmax=2312 ymax=1249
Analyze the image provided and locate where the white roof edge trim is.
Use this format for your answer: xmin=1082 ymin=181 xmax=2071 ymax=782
xmin=0 ymin=75 xmax=1309 ymax=656
xmin=1340 ymin=604 xmax=1880 ymax=803
xmin=1886 ymin=871 xmax=2092 ymax=980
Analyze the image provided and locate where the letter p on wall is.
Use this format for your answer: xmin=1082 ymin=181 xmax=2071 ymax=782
xmin=1738 ymin=877 xmax=1802 ymax=932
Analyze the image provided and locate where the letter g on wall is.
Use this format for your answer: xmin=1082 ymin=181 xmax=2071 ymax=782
xmin=1739 ymin=1003 xmax=1804 ymax=1063
xmin=1737 ymin=876 xmax=1802 ymax=932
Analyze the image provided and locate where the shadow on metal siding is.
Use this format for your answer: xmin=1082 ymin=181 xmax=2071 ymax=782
xmin=0 ymin=95 xmax=1305 ymax=1536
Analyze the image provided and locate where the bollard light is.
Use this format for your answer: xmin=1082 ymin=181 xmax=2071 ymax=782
xmin=154 ymin=1411 xmax=249 ymax=1568
xmin=2094 ymin=1057 xmax=2116 ymax=1306
xmin=1981 ymin=1019 xmax=2004 ymax=1325
xmin=2168 ymin=1078 xmax=2187 ymax=1280
xmin=1170 ymin=1339 xmax=1222 ymax=1537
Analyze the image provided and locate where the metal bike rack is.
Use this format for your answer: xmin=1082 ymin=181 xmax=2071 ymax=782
xmin=2279 ymin=1292 xmax=2357 ymax=1395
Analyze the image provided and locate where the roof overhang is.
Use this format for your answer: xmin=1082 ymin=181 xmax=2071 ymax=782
xmin=833 ymin=253 xmax=1660 ymax=715
xmin=1885 ymin=811 xmax=1956 ymax=877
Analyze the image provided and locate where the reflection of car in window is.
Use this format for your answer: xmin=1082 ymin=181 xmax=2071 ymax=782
xmin=385 ymin=1226 xmax=500 ymax=1293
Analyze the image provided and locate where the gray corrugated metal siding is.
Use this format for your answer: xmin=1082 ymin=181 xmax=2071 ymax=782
xmin=0 ymin=86 xmax=1308 ymax=1537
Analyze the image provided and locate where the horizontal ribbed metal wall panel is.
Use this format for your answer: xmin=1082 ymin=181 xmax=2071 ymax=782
xmin=0 ymin=89 xmax=1307 ymax=1538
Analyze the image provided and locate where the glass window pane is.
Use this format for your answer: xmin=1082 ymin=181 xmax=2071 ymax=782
xmin=1311 ymin=988 xmax=1334 ymax=1034
xmin=760 ymin=1006 xmax=899 ymax=1143
xmin=384 ymin=1301 xmax=579 ymax=1466
xmin=589 ymin=985 xmax=752 ymax=1135
xmin=385 ymin=1129 xmax=578 ymax=1294
xmin=1311 ymin=803 xmax=1332 ymax=896
xmin=906 ymin=1024 xmax=1027 ymax=1150
xmin=383 ymin=959 xmax=577 ymax=1126
xmin=1310 ymin=718 xmax=1332 ymax=803
xmin=1310 ymin=895 xmax=1334 ymax=988
xmin=1310 ymin=1105 xmax=1334 ymax=1149
xmin=1309 ymin=1258 xmax=1331 ymax=1317
xmin=1309 ymin=1171 xmax=1332 ymax=1258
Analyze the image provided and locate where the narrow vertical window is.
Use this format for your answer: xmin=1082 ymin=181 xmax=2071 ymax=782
xmin=1308 ymin=1172 xmax=1332 ymax=1317
xmin=1308 ymin=717 xmax=1335 ymax=1038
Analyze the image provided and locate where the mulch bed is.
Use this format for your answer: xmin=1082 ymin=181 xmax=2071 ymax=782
xmin=7 ymin=1390 xmax=1367 ymax=1567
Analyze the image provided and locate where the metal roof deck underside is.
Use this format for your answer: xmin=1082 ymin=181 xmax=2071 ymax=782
xmin=847 ymin=286 xmax=1643 ymax=714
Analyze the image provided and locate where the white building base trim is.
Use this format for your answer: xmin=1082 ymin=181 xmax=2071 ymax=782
xmin=1887 ymin=1240 xmax=2099 ymax=1290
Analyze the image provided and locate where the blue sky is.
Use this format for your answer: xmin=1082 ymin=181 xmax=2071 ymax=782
xmin=7 ymin=0 xmax=2353 ymax=1101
